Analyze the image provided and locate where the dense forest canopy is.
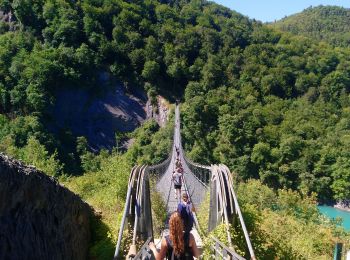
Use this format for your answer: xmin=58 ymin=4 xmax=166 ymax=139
xmin=1 ymin=0 xmax=350 ymax=258
xmin=0 ymin=0 xmax=350 ymax=203
xmin=270 ymin=5 xmax=350 ymax=47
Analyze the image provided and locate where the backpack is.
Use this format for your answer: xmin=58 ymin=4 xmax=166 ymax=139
xmin=165 ymin=233 xmax=193 ymax=260
xmin=177 ymin=203 xmax=194 ymax=233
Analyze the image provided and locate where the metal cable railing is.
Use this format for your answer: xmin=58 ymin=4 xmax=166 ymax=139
xmin=147 ymin=154 xmax=172 ymax=179
xmin=126 ymin=166 xmax=153 ymax=259
xmin=132 ymin=237 xmax=153 ymax=259
xmin=211 ymin=165 xmax=233 ymax=246
xmin=220 ymin=165 xmax=256 ymax=260
xmin=210 ymin=236 xmax=246 ymax=260
xmin=114 ymin=107 xmax=176 ymax=259
xmin=176 ymin=105 xmax=255 ymax=259
xmin=116 ymin=151 xmax=173 ymax=259
xmin=183 ymin=156 xmax=211 ymax=186
xmin=208 ymin=165 xmax=256 ymax=260
xmin=114 ymin=166 xmax=141 ymax=259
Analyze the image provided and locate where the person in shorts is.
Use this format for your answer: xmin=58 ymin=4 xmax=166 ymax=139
xmin=172 ymin=170 xmax=182 ymax=199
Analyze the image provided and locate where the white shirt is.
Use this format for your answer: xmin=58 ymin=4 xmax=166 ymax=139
xmin=172 ymin=172 xmax=182 ymax=185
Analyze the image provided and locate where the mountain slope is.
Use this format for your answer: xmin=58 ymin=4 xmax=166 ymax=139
xmin=1 ymin=0 xmax=350 ymax=201
xmin=270 ymin=5 xmax=350 ymax=47
xmin=0 ymin=0 xmax=254 ymax=174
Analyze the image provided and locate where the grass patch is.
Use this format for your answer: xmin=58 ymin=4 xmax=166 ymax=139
xmin=196 ymin=192 xmax=210 ymax=234
xmin=150 ymin=177 xmax=168 ymax=237
xmin=61 ymin=153 xmax=131 ymax=259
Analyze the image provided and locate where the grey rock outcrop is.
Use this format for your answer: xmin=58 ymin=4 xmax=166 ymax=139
xmin=50 ymin=83 xmax=147 ymax=152
xmin=0 ymin=154 xmax=92 ymax=260
xmin=334 ymin=200 xmax=350 ymax=212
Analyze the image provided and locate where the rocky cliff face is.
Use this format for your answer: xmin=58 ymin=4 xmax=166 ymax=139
xmin=0 ymin=153 xmax=92 ymax=260
xmin=50 ymin=82 xmax=147 ymax=152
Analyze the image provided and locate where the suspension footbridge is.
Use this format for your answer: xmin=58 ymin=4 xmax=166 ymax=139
xmin=114 ymin=105 xmax=256 ymax=260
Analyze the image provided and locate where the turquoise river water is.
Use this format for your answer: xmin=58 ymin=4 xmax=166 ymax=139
xmin=318 ymin=206 xmax=350 ymax=231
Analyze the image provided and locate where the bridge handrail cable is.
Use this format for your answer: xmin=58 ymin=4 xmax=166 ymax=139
xmin=115 ymin=107 xmax=176 ymax=259
xmin=114 ymin=166 xmax=141 ymax=259
xmin=220 ymin=165 xmax=256 ymax=260
xmin=210 ymin=236 xmax=246 ymax=260
xmin=209 ymin=165 xmax=256 ymax=260
xmin=183 ymin=157 xmax=210 ymax=187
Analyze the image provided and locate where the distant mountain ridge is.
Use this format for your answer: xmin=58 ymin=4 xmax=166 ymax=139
xmin=270 ymin=5 xmax=350 ymax=47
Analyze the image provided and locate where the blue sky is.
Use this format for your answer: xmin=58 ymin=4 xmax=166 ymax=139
xmin=213 ymin=0 xmax=350 ymax=22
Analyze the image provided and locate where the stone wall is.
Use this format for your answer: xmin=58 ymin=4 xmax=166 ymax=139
xmin=0 ymin=153 xmax=92 ymax=259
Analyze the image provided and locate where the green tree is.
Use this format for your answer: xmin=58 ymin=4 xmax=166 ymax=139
xmin=142 ymin=60 xmax=160 ymax=81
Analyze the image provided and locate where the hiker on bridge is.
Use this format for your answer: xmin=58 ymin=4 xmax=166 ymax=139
xmin=175 ymin=146 xmax=180 ymax=158
xmin=172 ymin=170 xmax=182 ymax=199
xmin=149 ymin=212 xmax=200 ymax=260
xmin=175 ymin=159 xmax=184 ymax=175
xmin=175 ymin=158 xmax=182 ymax=168
xmin=177 ymin=165 xmax=184 ymax=174
xmin=178 ymin=193 xmax=195 ymax=235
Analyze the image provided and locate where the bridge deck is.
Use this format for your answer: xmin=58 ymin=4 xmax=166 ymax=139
xmin=155 ymin=106 xmax=206 ymax=249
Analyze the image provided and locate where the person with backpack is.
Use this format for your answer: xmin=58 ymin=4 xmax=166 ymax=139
xmin=177 ymin=193 xmax=194 ymax=234
xmin=175 ymin=158 xmax=182 ymax=169
xmin=172 ymin=170 xmax=182 ymax=199
xmin=176 ymin=165 xmax=184 ymax=174
xmin=149 ymin=212 xmax=200 ymax=260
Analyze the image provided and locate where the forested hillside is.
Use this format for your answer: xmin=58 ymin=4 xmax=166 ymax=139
xmin=1 ymin=0 xmax=350 ymax=257
xmin=270 ymin=5 xmax=350 ymax=47
xmin=0 ymin=0 xmax=251 ymax=173
xmin=170 ymin=3 xmax=350 ymax=204
xmin=1 ymin=0 xmax=349 ymax=214
xmin=0 ymin=0 xmax=350 ymax=200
